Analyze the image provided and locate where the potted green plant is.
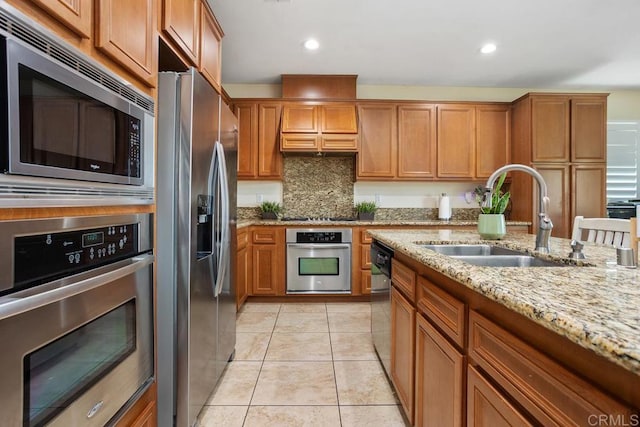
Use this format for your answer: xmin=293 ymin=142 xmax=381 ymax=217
xmin=475 ymin=172 xmax=510 ymax=239
xmin=355 ymin=201 xmax=377 ymax=221
xmin=259 ymin=201 xmax=282 ymax=220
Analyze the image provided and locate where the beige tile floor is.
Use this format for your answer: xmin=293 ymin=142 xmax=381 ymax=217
xmin=199 ymin=302 xmax=408 ymax=427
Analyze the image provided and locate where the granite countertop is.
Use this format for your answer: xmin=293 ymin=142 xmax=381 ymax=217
xmin=367 ymin=229 xmax=640 ymax=375
xmin=237 ymin=219 xmax=531 ymax=229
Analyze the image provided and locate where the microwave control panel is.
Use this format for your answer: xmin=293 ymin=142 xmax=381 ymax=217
xmin=128 ymin=118 xmax=142 ymax=178
xmin=14 ymin=223 xmax=139 ymax=288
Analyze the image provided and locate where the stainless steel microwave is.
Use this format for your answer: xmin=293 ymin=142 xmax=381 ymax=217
xmin=0 ymin=34 xmax=153 ymax=186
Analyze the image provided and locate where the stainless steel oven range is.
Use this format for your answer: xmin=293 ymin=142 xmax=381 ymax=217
xmin=0 ymin=213 xmax=154 ymax=427
xmin=286 ymin=228 xmax=352 ymax=294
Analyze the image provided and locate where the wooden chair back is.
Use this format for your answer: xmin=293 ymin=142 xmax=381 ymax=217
xmin=571 ymin=216 xmax=631 ymax=248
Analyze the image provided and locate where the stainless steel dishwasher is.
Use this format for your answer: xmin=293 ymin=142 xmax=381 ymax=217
xmin=371 ymin=240 xmax=394 ymax=376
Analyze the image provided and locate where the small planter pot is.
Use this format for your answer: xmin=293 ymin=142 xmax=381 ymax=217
xmin=261 ymin=212 xmax=278 ymax=220
xmin=358 ymin=212 xmax=375 ymax=221
xmin=477 ymin=213 xmax=506 ymax=240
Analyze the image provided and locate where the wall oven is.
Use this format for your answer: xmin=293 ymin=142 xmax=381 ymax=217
xmin=0 ymin=5 xmax=155 ymax=199
xmin=0 ymin=213 xmax=154 ymax=427
xmin=286 ymin=228 xmax=352 ymax=294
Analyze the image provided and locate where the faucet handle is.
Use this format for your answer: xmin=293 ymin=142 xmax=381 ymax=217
xmin=569 ymin=239 xmax=585 ymax=259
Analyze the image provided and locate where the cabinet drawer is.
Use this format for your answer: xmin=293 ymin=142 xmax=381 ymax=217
xmin=237 ymin=229 xmax=249 ymax=249
xmin=469 ymin=311 xmax=633 ymax=425
xmin=417 ymin=276 xmax=466 ymax=349
xmin=391 ymin=259 xmax=415 ymax=302
xmin=253 ymin=229 xmax=277 ymax=244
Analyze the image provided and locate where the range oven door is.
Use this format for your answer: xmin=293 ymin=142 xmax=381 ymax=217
xmin=0 ymin=253 xmax=154 ymax=427
xmin=286 ymin=243 xmax=352 ymax=294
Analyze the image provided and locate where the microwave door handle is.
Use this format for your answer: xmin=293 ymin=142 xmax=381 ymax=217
xmin=0 ymin=253 xmax=154 ymax=321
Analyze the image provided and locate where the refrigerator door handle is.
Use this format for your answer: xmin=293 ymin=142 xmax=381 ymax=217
xmin=214 ymin=141 xmax=230 ymax=297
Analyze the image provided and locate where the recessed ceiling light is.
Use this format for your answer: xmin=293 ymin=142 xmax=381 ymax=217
xmin=304 ymin=39 xmax=320 ymax=50
xmin=480 ymin=43 xmax=497 ymax=54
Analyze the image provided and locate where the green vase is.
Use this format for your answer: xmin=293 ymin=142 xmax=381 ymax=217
xmin=477 ymin=214 xmax=506 ymax=240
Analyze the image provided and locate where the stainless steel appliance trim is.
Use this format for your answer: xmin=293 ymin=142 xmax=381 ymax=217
xmin=287 ymin=243 xmax=352 ymax=250
xmin=285 ymin=228 xmax=353 ymax=243
xmin=0 ymin=212 xmax=152 ymax=290
xmin=0 ymin=4 xmax=154 ymax=113
xmin=0 ymin=231 xmax=153 ymax=427
xmin=286 ymin=240 xmax=352 ymax=294
xmin=0 ymin=253 xmax=153 ymax=321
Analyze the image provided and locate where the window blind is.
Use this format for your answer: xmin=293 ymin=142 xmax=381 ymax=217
xmin=607 ymin=121 xmax=640 ymax=203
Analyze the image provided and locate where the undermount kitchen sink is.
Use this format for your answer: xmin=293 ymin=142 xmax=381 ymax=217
xmin=420 ymin=244 xmax=567 ymax=267
xmin=420 ymin=244 xmax=526 ymax=256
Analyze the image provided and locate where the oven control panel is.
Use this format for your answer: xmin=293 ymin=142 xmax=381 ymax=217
xmin=295 ymin=232 xmax=343 ymax=244
xmin=14 ymin=223 xmax=139 ymax=287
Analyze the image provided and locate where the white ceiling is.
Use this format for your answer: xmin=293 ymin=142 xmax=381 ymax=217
xmin=210 ymin=0 xmax=640 ymax=90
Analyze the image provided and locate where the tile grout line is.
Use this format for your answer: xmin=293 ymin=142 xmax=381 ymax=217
xmin=326 ymin=304 xmax=345 ymax=427
xmin=242 ymin=303 xmax=281 ymax=427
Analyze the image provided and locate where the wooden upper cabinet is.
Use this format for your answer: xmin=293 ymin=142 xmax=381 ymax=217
xmin=475 ymin=105 xmax=510 ymax=178
xmin=320 ymin=105 xmax=358 ymax=133
xmin=199 ymin=1 xmax=223 ymax=92
xmin=280 ymin=134 xmax=319 ymax=151
xmin=281 ymin=104 xmax=357 ymax=134
xmin=437 ymin=104 xmax=475 ymax=178
xmin=571 ymin=97 xmax=607 ymax=162
xmin=95 ymin=0 xmax=157 ymax=87
xmin=162 ymin=0 xmax=200 ymax=65
xmin=29 ymin=0 xmax=92 ymax=38
xmin=320 ymin=134 xmax=358 ymax=151
xmin=531 ymin=96 xmax=570 ymax=163
xmin=281 ymin=105 xmax=319 ymax=133
xmin=235 ymin=103 xmax=258 ymax=178
xmin=236 ymin=101 xmax=283 ymax=179
xmin=397 ymin=104 xmax=436 ymax=179
xmin=258 ymin=104 xmax=283 ymax=178
xmin=357 ymin=103 xmax=397 ymax=179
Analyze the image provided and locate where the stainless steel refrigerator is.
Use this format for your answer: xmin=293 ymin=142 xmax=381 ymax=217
xmin=156 ymin=69 xmax=237 ymax=427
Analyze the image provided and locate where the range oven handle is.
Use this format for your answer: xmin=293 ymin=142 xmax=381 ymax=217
xmin=287 ymin=243 xmax=351 ymax=250
xmin=0 ymin=253 xmax=154 ymax=321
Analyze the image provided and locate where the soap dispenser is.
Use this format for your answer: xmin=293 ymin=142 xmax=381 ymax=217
xmin=438 ymin=193 xmax=451 ymax=221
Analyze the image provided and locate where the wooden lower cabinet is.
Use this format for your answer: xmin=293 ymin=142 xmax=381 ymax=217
xmin=467 ymin=366 xmax=532 ymax=427
xmin=391 ymin=286 xmax=415 ymax=423
xmin=115 ymin=383 xmax=157 ymax=427
xmin=236 ymin=229 xmax=251 ymax=309
xmin=251 ymin=227 xmax=285 ymax=296
xmin=415 ymin=313 xmax=465 ymax=427
xmin=382 ymin=254 xmax=638 ymax=427
xmin=129 ymin=400 xmax=157 ymax=427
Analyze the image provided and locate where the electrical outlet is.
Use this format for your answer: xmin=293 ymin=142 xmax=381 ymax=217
xmin=375 ymin=194 xmax=381 ymax=204
xmin=256 ymin=194 xmax=264 ymax=203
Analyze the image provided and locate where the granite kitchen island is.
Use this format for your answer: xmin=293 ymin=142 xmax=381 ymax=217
xmin=368 ymin=229 xmax=640 ymax=424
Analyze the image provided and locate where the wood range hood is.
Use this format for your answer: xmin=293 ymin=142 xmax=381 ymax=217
xmin=279 ymin=75 xmax=360 ymax=155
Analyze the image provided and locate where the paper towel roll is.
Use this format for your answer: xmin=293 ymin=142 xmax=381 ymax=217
xmin=438 ymin=193 xmax=451 ymax=220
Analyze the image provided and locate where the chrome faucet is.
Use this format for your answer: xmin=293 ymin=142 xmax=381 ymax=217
xmin=483 ymin=164 xmax=553 ymax=253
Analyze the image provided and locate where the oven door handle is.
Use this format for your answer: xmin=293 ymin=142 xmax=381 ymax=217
xmin=287 ymin=243 xmax=351 ymax=250
xmin=0 ymin=253 xmax=154 ymax=321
